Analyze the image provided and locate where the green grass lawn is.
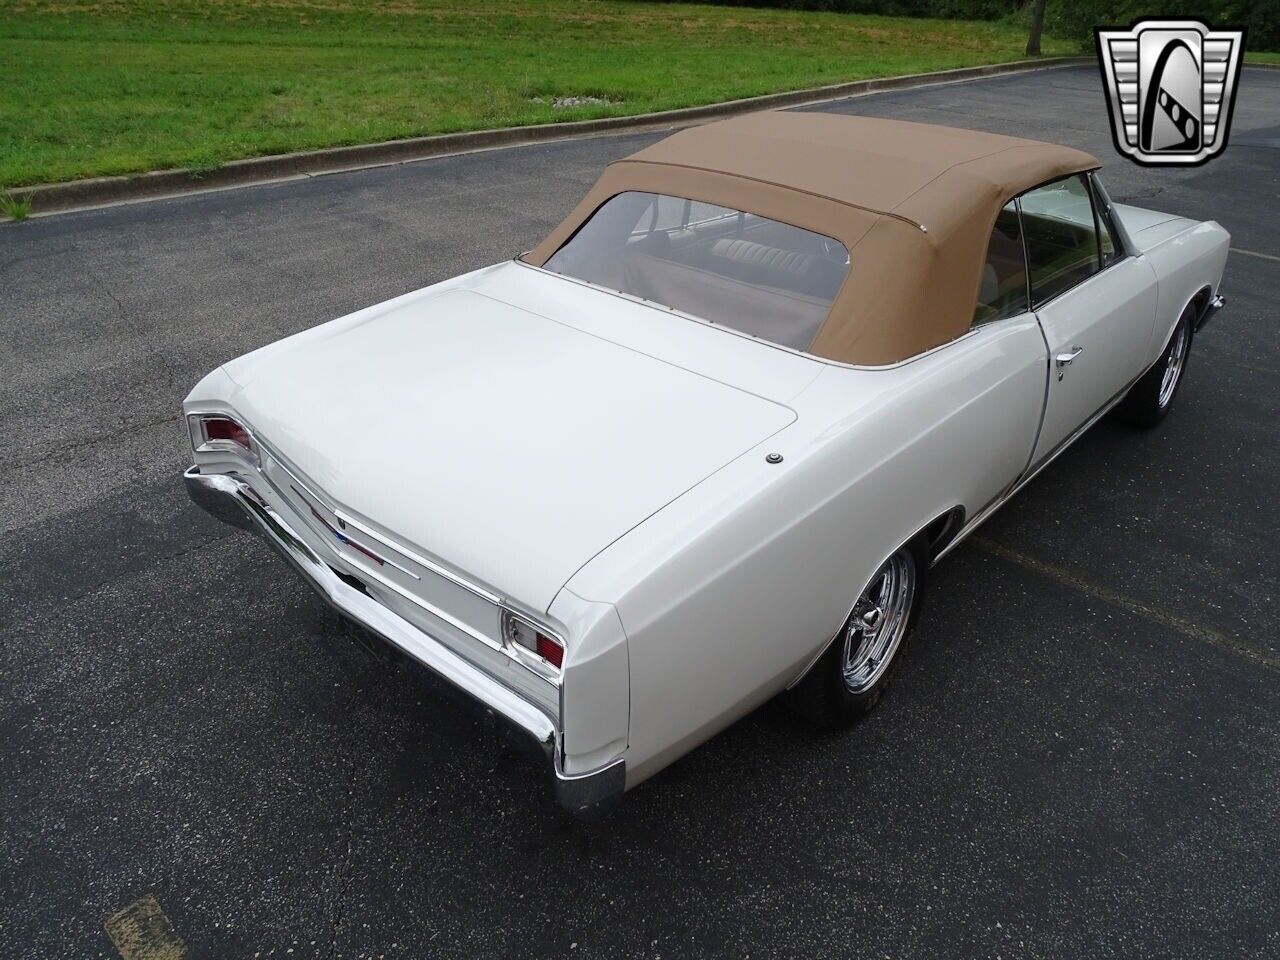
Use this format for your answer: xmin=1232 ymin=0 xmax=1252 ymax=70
xmin=0 ymin=0 xmax=1071 ymax=189
xmin=1247 ymin=52 xmax=1280 ymax=65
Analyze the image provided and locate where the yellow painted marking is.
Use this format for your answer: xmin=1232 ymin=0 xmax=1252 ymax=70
xmin=1232 ymin=247 xmax=1280 ymax=264
xmin=971 ymin=537 xmax=1280 ymax=673
xmin=104 ymin=895 xmax=186 ymax=960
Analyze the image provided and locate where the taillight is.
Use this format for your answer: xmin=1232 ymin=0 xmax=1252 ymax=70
xmin=203 ymin=416 xmax=251 ymax=449
xmin=197 ymin=415 xmax=253 ymax=454
xmin=502 ymin=611 xmax=565 ymax=670
xmin=535 ymin=633 xmax=565 ymax=668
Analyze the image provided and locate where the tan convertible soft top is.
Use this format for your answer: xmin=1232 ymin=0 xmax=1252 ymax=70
xmin=525 ymin=111 xmax=1099 ymax=364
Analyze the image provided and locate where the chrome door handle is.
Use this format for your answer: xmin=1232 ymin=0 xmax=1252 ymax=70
xmin=1055 ymin=346 xmax=1084 ymax=379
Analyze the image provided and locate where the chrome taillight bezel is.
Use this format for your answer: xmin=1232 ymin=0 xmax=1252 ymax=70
xmin=188 ymin=412 xmax=259 ymax=466
xmin=501 ymin=608 xmax=566 ymax=676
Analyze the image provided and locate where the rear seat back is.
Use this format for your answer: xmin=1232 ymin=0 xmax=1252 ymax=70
xmin=708 ymin=238 xmax=845 ymax=300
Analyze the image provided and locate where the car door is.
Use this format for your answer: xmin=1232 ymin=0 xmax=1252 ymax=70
xmin=1023 ymin=173 xmax=1158 ymax=468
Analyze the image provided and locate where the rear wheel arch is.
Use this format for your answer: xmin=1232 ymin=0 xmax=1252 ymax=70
xmin=1118 ymin=296 xmax=1197 ymax=428
xmin=1156 ymin=283 xmax=1212 ymax=355
xmin=1188 ymin=284 xmax=1214 ymax=326
xmin=786 ymin=514 xmax=940 ymax=695
xmin=784 ymin=530 xmax=930 ymax=725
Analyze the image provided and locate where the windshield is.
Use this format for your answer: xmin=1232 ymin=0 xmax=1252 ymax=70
xmin=543 ymin=191 xmax=850 ymax=352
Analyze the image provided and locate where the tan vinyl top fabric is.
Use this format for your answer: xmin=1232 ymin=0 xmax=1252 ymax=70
xmin=525 ymin=111 xmax=1099 ymax=365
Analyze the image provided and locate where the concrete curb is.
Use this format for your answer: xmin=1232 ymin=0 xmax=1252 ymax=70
xmin=6 ymin=57 xmax=1089 ymax=217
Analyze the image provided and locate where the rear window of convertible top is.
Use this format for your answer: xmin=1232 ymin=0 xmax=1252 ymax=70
xmin=543 ymin=191 xmax=850 ymax=352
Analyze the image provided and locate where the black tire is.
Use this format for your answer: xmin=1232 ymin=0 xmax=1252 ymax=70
xmin=785 ymin=537 xmax=928 ymax=728
xmin=1116 ymin=302 xmax=1196 ymax=428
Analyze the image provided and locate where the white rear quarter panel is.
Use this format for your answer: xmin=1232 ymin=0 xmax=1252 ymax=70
xmin=568 ymin=316 xmax=1050 ymax=785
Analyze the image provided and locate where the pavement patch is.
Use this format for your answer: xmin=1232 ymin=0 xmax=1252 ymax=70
xmin=104 ymin=895 xmax=186 ymax=960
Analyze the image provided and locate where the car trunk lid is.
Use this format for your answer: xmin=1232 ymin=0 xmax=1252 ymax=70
xmin=225 ymin=288 xmax=796 ymax=612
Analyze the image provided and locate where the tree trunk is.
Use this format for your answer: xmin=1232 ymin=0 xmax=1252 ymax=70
xmin=1026 ymin=0 xmax=1048 ymax=57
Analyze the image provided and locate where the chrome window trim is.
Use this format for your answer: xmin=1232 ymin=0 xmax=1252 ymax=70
xmin=515 ymin=258 xmax=992 ymax=372
xmin=972 ymin=199 xmax=1032 ymax=328
xmin=1088 ymin=173 xmax=1124 ymax=266
xmin=1014 ymin=171 xmax=1136 ymax=313
xmin=1016 ymin=197 xmax=1034 ymax=310
xmin=1088 ymin=172 xmax=1137 ymax=260
xmin=934 ymin=342 xmax=1165 ymax=566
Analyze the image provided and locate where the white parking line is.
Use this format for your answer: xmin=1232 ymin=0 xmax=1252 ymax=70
xmin=1233 ymin=247 xmax=1280 ymax=263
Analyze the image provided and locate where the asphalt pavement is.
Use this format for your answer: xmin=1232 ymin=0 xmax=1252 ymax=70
xmin=2 ymin=64 xmax=1278 ymax=959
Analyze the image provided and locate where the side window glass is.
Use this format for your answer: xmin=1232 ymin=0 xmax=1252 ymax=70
xmin=1097 ymin=214 xmax=1117 ymax=266
xmin=1090 ymin=175 xmax=1120 ymax=267
xmin=1019 ymin=174 xmax=1101 ymax=306
xmin=973 ymin=201 xmax=1029 ymax=325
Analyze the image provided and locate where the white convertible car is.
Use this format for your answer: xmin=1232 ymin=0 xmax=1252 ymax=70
xmin=185 ymin=113 xmax=1228 ymax=813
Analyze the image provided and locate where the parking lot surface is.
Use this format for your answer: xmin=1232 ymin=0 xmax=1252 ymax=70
xmin=2 ymin=65 xmax=1278 ymax=959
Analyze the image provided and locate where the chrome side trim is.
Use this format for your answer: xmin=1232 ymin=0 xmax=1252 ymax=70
xmin=937 ymin=287 xmax=1217 ymax=563
xmin=261 ymin=441 xmax=505 ymax=606
xmin=934 ymin=373 xmax=1140 ymax=564
xmin=290 ymin=483 xmax=422 ymax=580
xmin=186 ymin=403 xmax=569 ymax=680
xmin=184 ymin=466 xmax=624 ymax=813
xmin=333 ymin=509 xmax=503 ymax=604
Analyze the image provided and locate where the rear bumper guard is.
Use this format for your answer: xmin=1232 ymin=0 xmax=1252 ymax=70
xmin=184 ymin=465 xmax=624 ymax=814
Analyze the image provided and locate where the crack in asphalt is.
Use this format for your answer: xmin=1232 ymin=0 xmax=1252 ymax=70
xmin=2 ymin=530 xmax=239 ymax=626
xmin=323 ymin=682 xmax=367 ymax=960
xmin=88 ymin=266 xmax=182 ymax=393
xmin=2 ymin=412 xmax=182 ymax=475
xmin=0 ymin=242 xmax=80 ymax=272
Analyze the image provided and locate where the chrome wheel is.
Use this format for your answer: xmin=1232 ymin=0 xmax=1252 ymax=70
xmin=842 ymin=550 xmax=916 ymax=695
xmin=1158 ymin=322 xmax=1190 ymax=409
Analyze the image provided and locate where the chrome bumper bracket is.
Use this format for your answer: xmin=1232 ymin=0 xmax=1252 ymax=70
xmin=1196 ymin=293 xmax=1225 ymax=331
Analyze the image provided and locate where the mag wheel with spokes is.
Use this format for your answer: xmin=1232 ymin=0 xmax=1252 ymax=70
xmin=787 ymin=540 xmax=926 ymax=727
xmin=842 ymin=550 xmax=916 ymax=695
xmin=1157 ymin=321 xmax=1191 ymax=410
xmin=1117 ymin=302 xmax=1196 ymax=428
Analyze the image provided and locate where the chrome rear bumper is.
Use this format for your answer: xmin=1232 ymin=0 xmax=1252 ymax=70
xmin=185 ymin=465 xmax=624 ymax=814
